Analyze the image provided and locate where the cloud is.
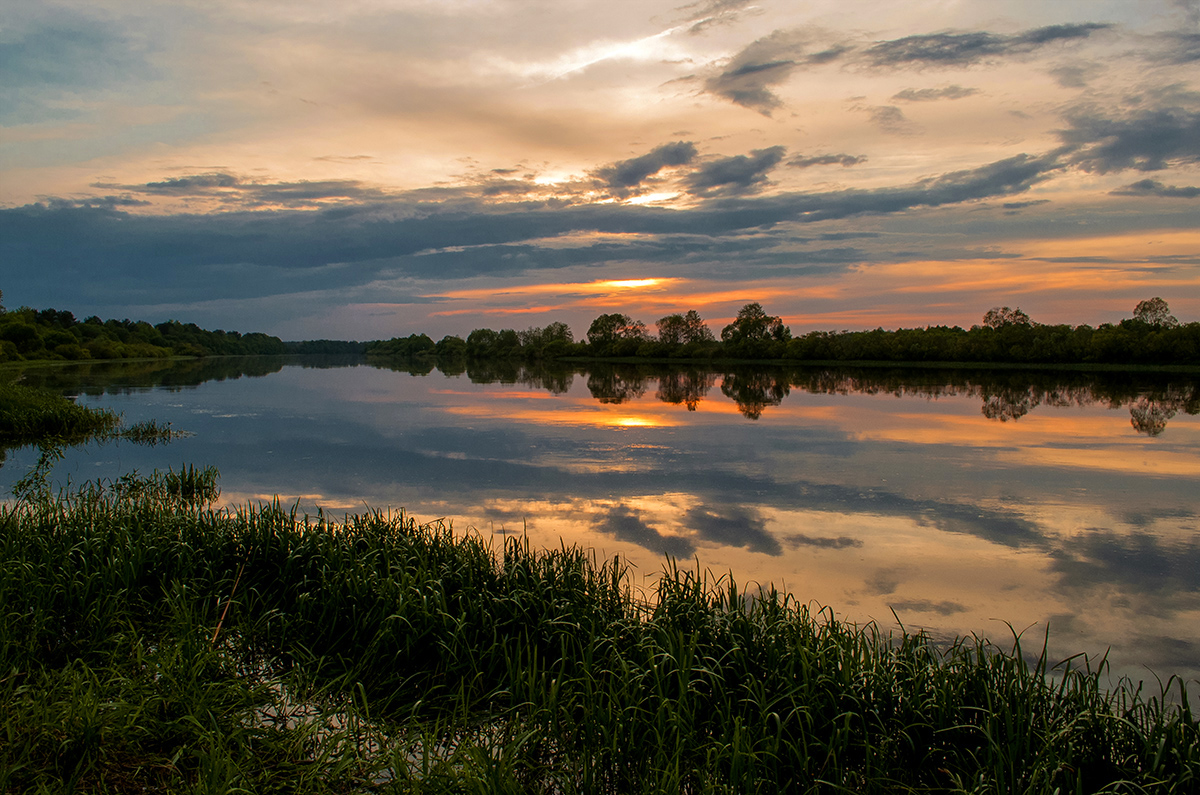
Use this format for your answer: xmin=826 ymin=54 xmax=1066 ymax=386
xmin=0 ymin=151 xmax=1065 ymax=310
xmin=865 ymin=568 xmax=902 ymax=595
xmin=684 ymin=146 xmax=787 ymax=196
xmin=1154 ymin=32 xmax=1200 ymax=64
xmin=141 ymin=173 xmax=242 ymax=192
xmin=685 ymin=505 xmax=782 ymax=555
xmin=1051 ymin=530 xmax=1200 ymax=616
xmin=0 ymin=6 xmax=157 ymax=124
xmin=101 ymin=174 xmax=400 ymax=208
xmin=784 ymin=533 xmax=862 ymax=549
xmin=1111 ymin=179 xmax=1200 ymax=198
xmin=787 ymin=153 xmax=867 ymax=169
xmin=864 ymin=23 xmax=1111 ymax=68
xmin=1059 ymin=101 xmax=1200 ymax=172
xmin=678 ymin=0 xmax=759 ymax=32
xmin=595 ymin=505 xmax=695 ymax=558
xmin=593 ymin=141 xmax=699 ymax=193
xmin=868 ymin=105 xmax=921 ymax=135
xmin=704 ymin=30 xmax=848 ymax=113
xmin=888 ymin=599 xmax=968 ymax=616
xmin=891 ymin=85 xmax=979 ymax=102
xmin=1048 ymin=62 xmax=1104 ymax=89
xmin=1175 ymin=0 xmax=1200 ymax=28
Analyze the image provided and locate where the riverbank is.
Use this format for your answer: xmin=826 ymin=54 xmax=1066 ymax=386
xmin=1 ymin=465 xmax=1197 ymax=792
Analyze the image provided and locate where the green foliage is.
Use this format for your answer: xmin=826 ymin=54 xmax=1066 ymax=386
xmin=0 ymin=307 xmax=286 ymax=363
xmin=360 ymin=298 xmax=1200 ymax=368
xmin=364 ymin=333 xmax=436 ymax=358
xmin=1133 ymin=296 xmax=1180 ymax=328
xmin=0 ymin=381 xmax=121 ymax=446
xmin=983 ymin=306 xmax=1032 ymax=328
xmin=587 ymin=313 xmax=649 ymax=356
xmin=2 ymin=471 xmax=1197 ymax=791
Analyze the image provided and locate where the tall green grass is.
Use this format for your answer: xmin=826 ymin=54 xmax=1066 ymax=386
xmin=0 ymin=380 xmax=179 ymax=452
xmin=0 ymin=381 xmax=121 ymax=445
xmin=1 ymin=470 xmax=1197 ymax=793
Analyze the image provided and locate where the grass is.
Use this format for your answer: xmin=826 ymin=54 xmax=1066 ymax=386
xmin=0 ymin=380 xmax=123 ymax=445
xmin=1 ymin=469 xmax=1197 ymax=793
xmin=0 ymin=380 xmax=181 ymax=470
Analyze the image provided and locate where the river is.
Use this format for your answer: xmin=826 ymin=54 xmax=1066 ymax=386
xmin=4 ymin=356 xmax=1199 ymax=687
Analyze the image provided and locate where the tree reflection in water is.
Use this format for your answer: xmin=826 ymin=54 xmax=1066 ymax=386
xmin=656 ymin=369 xmax=716 ymax=411
xmin=51 ymin=356 xmax=1191 ymax=435
xmin=586 ymin=369 xmax=649 ymax=405
xmin=720 ymin=369 xmax=790 ymax=420
xmin=1129 ymin=398 xmax=1177 ymax=436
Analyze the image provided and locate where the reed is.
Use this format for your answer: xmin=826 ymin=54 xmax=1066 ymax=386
xmin=1 ymin=470 xmax=1197 ymax=793
xmin=0 ymin=381 xmax=121 ymax=445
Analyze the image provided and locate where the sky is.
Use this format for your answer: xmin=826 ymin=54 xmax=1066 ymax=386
xmin=2 ymin=0 xmax=1199 ymax=341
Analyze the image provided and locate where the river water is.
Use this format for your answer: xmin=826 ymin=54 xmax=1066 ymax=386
xmin=5 ymin=356 xmax=1199 ymax=686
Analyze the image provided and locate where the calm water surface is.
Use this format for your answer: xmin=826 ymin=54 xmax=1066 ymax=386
xmin=5 ymin=356 xmax=1199 ymax=685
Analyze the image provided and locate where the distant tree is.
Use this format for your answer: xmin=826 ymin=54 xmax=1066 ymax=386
xmin=587 ymin=313 xmax=648 ymax=354
xmin=982 ymin=307 xmax=1031 ymax=328
xmin=720 ymin=303 xmax=790 ymax=343
xmin=435 ymin=335 xmax=467 ymax=357
xmin=1132 ymin=297 xmax=1179 ymax=328
xmin=657 ymin=310 xmax=715 ymax=345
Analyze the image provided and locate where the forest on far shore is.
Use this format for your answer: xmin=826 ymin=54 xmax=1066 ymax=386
xmin=366 ymin=298 xmax=1200 ymax=367
xmin=3 ymin=292 xmax=1196 ymax=367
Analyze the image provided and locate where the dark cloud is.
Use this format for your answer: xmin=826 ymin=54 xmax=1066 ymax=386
xmin=1048 ymin=62 xmax=1104 ymax=89
xmin=44 ymin=195 xmax=151 ymax=210
xmin=1059 ymin=102 xmax=1200 ymax=172
xmin=595 ymin=505 xmax=695 ymax=558
xmin=1111 ymin=179 xmax=1200 ymax=198
xmin=787 ymin=153 xmax=867 ymax=169
xmin=593 ymin=141 xmax=698 ymax=193
xmin=865 ymin=569 xmax=902 ymax=596
xmin=705 ymin=30 xmax=849 ymax=113
xmin=1001 ymin=199 xmax=1051 ymax=210
xmin=865 ymin=23 xmax=1111 ymax=68
xmin=685 ymin=506 xmax=782 ymax=555
xmin=891 ymin=85 xmax=979 ymax=102
xmin=0 ymin=152 xmax=1063 ymax=308
xmin=1051 ymin=530 xmax=1200 ymax=616
xmin=102 ymin=174 xmax=399 ymax=207
xmin=889 ymin=599 xmax=968 ymax=616
xmin=684 ymin=146 xmax=787 ymax=196
xmin=1154 ymin=32 xmax=1200 ymax=64
xmin=868 ymin=106 xmax=920 ymax=135
xmin=785 ymin=533 xmax=862 ymax=549
xmin=141 ymin=173 xmax=242 ymax=192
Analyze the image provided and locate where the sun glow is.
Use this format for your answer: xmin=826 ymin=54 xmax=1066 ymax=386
xmin=599 ymin=278 xmax=665 ymax=289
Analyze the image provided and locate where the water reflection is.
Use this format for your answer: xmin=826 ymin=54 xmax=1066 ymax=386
xmin=4 ymin=356 xmax=1198 ymax=686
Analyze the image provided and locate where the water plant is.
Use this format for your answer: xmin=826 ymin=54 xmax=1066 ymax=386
xmin=1 ymin=469 xmax=1197 ymax=792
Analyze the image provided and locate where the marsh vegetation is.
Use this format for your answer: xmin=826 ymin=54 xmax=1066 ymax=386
xmin=2 ymin=468 xmax=1198 ymax=792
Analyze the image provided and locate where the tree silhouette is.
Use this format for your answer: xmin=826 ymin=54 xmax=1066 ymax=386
xmin=1132 ymin=297 xmax=1179 ymax=328
xmin=587 ymin=313 xmax=648 ymax=355
xmin=982 ymin=306 xmax=1031 ymax=328
xmin=656 ymin=310 xmax=715 ymax=345
xmin=721 ymin=303 xmax=791 ymax=343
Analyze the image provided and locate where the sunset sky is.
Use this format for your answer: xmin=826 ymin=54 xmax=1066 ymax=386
xmin=2 ymin=0 xmax=1199 ymax=341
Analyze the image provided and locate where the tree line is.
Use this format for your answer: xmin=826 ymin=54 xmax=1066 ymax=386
xmin=367 ymin=298 xmax=1200 ymax=367
xmin=0 ymin=301 xmax=287 ymax=363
